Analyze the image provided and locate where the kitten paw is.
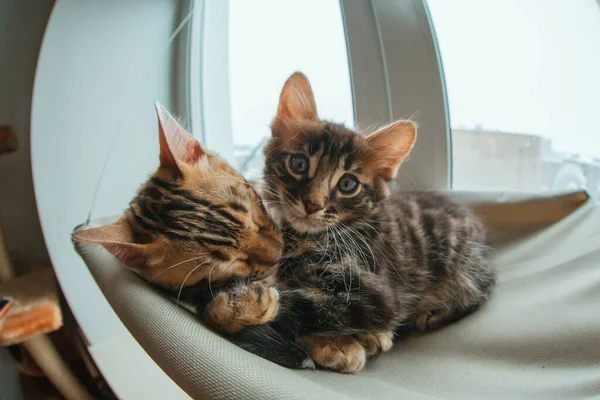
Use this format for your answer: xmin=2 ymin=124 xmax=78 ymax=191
xmin=203 ymin=284 xmax=279 ymax=333
xmin=298 ymin=335 xmax=366 ymax=373
xmin=231 ymin=284 xmax=280 ymax=326
xmin=415 ymin=304 xmax=480 ymax=332
xmin=358 ymin=330 xmax=394 ymax=356
xmin=414 ymin=310 xmax=444 ymax=331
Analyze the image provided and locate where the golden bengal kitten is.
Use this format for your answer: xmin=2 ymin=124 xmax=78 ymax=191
xmin=73 ymin=103 xmax=284 ymax=334
xmin=233 ymin=72 xmax=495 ymax=373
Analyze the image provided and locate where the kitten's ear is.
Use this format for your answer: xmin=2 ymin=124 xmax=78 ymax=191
xmin=366 ymin=120 xmax=417 ymax=180
xmin=72 ymin=217 xmax=150 ymax=270
xmin=155 ymin=102 xmax=204 ymax=171
xmin=273 ymin=72 xmax=318 ymax=131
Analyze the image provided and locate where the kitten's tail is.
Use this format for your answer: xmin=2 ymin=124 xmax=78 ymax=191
xmin=228 ymin=325 xmax=315 ymax=370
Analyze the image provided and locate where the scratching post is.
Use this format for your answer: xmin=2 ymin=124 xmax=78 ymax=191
xmin=23 ymin=335 xmax=95 ymax=400
xmin=0 ymin=216 xmax=14 ymax=283
xmin=0 ymin=216 xmax=94 ymax=400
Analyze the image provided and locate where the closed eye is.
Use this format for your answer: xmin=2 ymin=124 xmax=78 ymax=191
xmin=210 ymin=250 xmax=230 ymax=262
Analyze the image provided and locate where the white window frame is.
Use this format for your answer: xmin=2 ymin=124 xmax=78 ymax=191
xmin=189 ymin=0 xmax=235 ymax=163
xmin=31 ymin=1 xmax=196 ymax=398
xmin=30 ymin=1 xmax=451 ymax=397
xmin=342 ymin=0 xmax=451 ymax=191
xmin=194 ymin=0 xmax=451 ymax=189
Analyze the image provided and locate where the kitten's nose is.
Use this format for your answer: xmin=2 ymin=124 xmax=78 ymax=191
xmin=303 ymin=200 xmax=324 ymax=215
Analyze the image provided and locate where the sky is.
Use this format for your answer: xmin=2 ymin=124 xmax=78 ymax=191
xmin=427 ymin=0 xmax=600 ymax=157
xmin=228 ymin=0 xmax=600 ymax=158
xmin=228 ymin=0 xmax=353 ymax=148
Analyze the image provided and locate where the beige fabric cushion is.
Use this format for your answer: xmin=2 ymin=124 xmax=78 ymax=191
xmin=73 ymin=192 xmax=600 ymax=399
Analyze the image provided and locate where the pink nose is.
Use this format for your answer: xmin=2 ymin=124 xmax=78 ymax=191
xmin=304 ymin=200 xmax=324 ymax=215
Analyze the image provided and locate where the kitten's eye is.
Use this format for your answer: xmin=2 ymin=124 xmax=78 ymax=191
xmin=289 ymin=154 xmax=309 ymax=174
xmin=337 ymin=174 xmax=359 ymax=193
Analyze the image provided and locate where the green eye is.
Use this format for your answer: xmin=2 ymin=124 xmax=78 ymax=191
xmin=337 ymin=174 xmax=359 ymax=193
xmin=290 ymin=154 xmax=309 ymax=174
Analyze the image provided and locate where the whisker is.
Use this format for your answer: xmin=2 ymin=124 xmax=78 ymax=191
xmin=176 ymin=260 xmax=210 ymax=306
xmin=398 ymin=168 xmax=425 ymax=199
xmin=152 ymin=254 xmax=208 ymax=280
xmin=207 ymin=263 xmax=219 ymax=299
xmin=86 ymin=6 xmax=195 ymax=222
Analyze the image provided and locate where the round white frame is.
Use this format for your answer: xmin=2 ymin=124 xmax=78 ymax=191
xmin=30 ymin=0 xmax=448 ymax=397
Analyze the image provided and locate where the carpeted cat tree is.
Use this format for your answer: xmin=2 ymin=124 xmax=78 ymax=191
xmin=0 ymin=213 xmax=93 ymax=398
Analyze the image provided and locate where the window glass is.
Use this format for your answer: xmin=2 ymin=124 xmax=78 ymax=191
xmin=427 ymin=0 xmax=600 ymax=197
xmin=228 ymin=0 xmax=354 ymax=179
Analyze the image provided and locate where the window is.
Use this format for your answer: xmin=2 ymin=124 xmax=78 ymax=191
xmin=228 ymin=0 xmax=354 ymax=179
xmin=427 ymin=0 xmax=600 ymax=198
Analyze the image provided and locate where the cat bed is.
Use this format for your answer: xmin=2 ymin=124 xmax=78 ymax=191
xmin=73 ymin=191 xmax=600 ymax=399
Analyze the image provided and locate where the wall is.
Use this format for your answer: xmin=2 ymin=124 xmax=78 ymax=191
xmin=30 ymin=1 xmax=191 ymax=397
xmin=0 ymin=2 xmax=54 ymax=398
xmin=0 ymin=0 xmax=54 ymax=272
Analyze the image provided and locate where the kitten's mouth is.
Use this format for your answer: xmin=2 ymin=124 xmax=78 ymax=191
xmin=275 ymin=196 xmax=329 ymax=233
xmin=287 ymin=211 xmax=328 ymax=233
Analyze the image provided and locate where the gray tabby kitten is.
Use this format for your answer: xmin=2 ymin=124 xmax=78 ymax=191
xmin=250 ymin=72 xmax=496 ymax=373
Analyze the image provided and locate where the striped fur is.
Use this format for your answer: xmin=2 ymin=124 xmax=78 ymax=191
xmin=73 ymin=103 xmax=284 ymax=336
xmin=239 ymin=72 xmax=496 ymax=373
